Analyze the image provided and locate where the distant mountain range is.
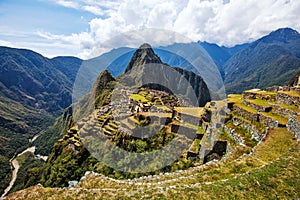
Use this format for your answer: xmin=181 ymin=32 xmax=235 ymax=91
xmin=0 ymin=27 xmax=300 ymax=195
xmin=105 ymin=28 xmax=300 ymax=95
xmin=198 ymin=28 xmax=300 ymax=94
xmin=222 ymin=28 xmax=300 ymax=94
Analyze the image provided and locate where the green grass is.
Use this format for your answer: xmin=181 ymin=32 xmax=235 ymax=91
xmin=189 ymin=139 xmax=201 ymax=152
xmin=279 ymin=90 xmax=300 ymax=98
xmin=244 ymin=90 xmax=277 ymax=96
xmin=227 ymin=94 xmax=243 ymax=103
xmin=8 ymin=142 xmax=299 ymax=199
xmin=130 ymin=94 xmax=149 ymax=103
xmin=141 ymin=112 xmax=172 ymax=118
xmin=177 ymin=121 xmax=203 ymax=133
xmin=155 ymin=105 xmax=171 ymax=112
xmin=235 ymin=103 xmax=258 ymax=114
xmin=248 ymin=98 xmax=272 ymax=107
xmin=219 ymin=129 xmax=238 ymax=147
xmin=276 ymin=103 xmax=300 ymax=112
xmin=7 ymin=137 xmax=299 ymax=199
xmin=226 ymin=121 xmax=258 ymax=147
xmin=174 ymin=107 xmax=204 ymax=118
xmin=260 ymin=112 xmax=288 ymax=125
xmin=231 ymin=112 xmax=266 ymax=133
xmin=252 ymin=127 xmax=296 ymax=162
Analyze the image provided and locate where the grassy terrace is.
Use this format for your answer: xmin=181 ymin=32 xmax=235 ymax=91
xmin=139 ymin=91 xmax=153 ymax=99
xmin=225 ymin=121 xmax=258 ymax=147
xmin=174 ymin=107 xmax=205 ymax=118
xmin=231 ymin=113 xmax=266 ymax=133
xmin=130 ymin=94 xmax=149 ymax=103
xmin=247 ymin=98 xmax=272 ymax=107
xmin=8 ymin=128 xmax=298 ymax=199
xmin=219 ymin=129 xmax=238 ymax=147
xmin=252 ymin=127 xmax=296 ymax=162
xmin=260 ymin=112 xmax=288 ymax=125
xmin=244 ymin=90 xmax=277 ymax=96
xmin=276 ymin=103 xmax=300 ymax=112
xmin=140 ymin=112 xmax=172 ymax=118
xmin=227 ymin=94 xmax=243 ymax=103
xmin=228 ymin=94 xmax=257 ymax=114
xmin=155 ymin=105 xmax=171 ymax=111
xmin=279 ymin=90 xmax=300 ymax=98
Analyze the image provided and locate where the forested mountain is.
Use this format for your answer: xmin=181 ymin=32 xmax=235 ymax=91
xmin=0 ymin=47 xmax=82 ymax=195
xmin=223 ymin=28 xmax=300 ymax=94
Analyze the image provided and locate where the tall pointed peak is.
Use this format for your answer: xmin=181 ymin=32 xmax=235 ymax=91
xmin=124 ymin=43 xmax=162 ymax=73
xmin=139 ymin=43 xmax=152 ymax=49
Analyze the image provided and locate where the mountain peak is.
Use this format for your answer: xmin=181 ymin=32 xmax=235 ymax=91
xmin=139 ymin=43 xmax=152 ymax=49
xmin=271 ymin=27 xmax=299 ymax=36
xmin=124 ymin=43 xmax=162 ymax=73
xmin=259 ymin=27 xmax=299 ymax=44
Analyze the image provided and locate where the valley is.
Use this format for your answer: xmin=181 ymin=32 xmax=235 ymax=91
xmin=0 ymin=27 xmax=300 ymax=199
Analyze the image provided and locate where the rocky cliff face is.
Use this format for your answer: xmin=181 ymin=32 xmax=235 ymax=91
xmin=122 ymin=43 xmax=211 ymax=106
xmin=124 ymin=43 xmax=162 ymax=73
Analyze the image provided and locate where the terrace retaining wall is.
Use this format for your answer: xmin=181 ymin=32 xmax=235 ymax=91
xmin=276 ymin=92 xmax=300 ymax=107
xmin=287 ymin=116 xmax=300 ymax=140
xmin=259 ymin=113 xmax=279 ymax=129
xmin=232 ymin=117 xmax=264 ymax=141
xmin=242 ymin=99 xmax=272 ymax=112
xmin=233 ymin=104 xmax=259 ymax=122
xmin=272 ymin=104 xmax=298 ymax=118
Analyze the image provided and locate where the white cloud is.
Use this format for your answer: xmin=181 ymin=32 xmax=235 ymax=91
xmin=83 ymin=5 xmax=105 ymax=15
xmin=0 ymin=39 xmax=13 ymax=47
xmin=203 ymin=0 xmax=300 ymax=45
xmin=54 ymin=0 xmax=80 ymax=9
xmin=36 ymin=30 xmax=94 ymax=49
xmin=43 ymin=0 xmax=300 ymax=58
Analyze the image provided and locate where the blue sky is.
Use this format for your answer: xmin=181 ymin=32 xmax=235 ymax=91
xmin=0 ymin=0 xmax=96 ymax=56
xmin=0 ymin=0 xmax=299 ymax=59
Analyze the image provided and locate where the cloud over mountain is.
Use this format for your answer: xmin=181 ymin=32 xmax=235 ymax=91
xmin=3 ymin=0 xmax=300 ymax=59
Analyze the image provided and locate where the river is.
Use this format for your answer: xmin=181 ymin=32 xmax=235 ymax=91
xmin=1 ymin=146 xmax=36 ymax=198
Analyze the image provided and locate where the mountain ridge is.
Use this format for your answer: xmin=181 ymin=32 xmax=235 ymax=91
xmin=223 ymin=27 xmax=300 ymax=94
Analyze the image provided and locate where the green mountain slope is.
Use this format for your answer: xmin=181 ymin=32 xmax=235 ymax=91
xmin=37 ymin=43 xmax=212 ymax=188
xmin=224 ymin=28 xmax=300 ymax=94
xmin=0 ymin=46 xmax=82 ymax=195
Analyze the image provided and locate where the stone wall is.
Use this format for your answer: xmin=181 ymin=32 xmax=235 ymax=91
xmin=171 ymin=124 xmax=197 ymax=140
xmin=266 ymin=86 xmax=290 ymax=92
xmin=181 ymin=113 xmax=201 ymax=126
xmin=233 ymin=104 xmax=259 ymax=122
xmin=272 ymin=104 xmax=298 ymax=118
xmin=203 ymin=141 xmax=227 ymax=164
xmin=223 ymin=125 xmax=244 ymax=145
xmin=242 ymin=99 xmax=272 ymax=112
xmin=202 ymin=109 xmax=212 ymax=122
xmin=276 ymin=92 xmax=300 ymax=107
xmin=287 ymin=116 xmax=300 ymax=140
xmin=232 ymin=117 xmax=265 ymax=141
xmin=243 ymin=91 xmax=276 ymax=101
xmin=259 ymin=113 xmax=279 ymax=129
